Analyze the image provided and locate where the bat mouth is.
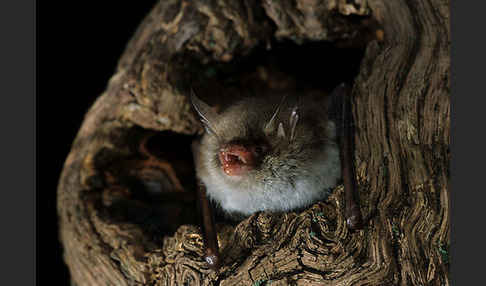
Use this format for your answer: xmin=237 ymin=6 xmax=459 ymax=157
xmin=219 ymin=145 xmax=256 ymax=176
xmin=224 ymin=152 xmax=247 ymax=164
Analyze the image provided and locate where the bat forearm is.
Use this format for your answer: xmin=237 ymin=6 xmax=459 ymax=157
xmin=338 ymin=83 xmax=363 ymax=230
xmin=196 ymin=180 xmax=220 ymax=270
xmin=341 ymin=129 xmax=363 ymax=230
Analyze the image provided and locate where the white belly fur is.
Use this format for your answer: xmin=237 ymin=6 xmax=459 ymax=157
xmin=202 ymin=141 xmax=341 ymax=216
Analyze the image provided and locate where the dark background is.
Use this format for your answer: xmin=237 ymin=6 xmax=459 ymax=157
xmin=38 ymin=2 xmax=157 ymax=284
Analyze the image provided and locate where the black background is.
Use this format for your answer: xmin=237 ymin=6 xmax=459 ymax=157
xmin=38 ymin=2 xmax=157 ymax=284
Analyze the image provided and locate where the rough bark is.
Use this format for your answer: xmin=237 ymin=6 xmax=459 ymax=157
xmin=58 ymin=0 xmax=450 ymax=285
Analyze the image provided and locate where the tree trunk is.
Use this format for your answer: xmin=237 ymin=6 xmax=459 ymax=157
xmin=58 ymin=0 xmax=450 ymax=285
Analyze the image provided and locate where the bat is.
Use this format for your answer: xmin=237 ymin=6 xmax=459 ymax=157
xmin=191 ymin=83 xmax=362 ymax=269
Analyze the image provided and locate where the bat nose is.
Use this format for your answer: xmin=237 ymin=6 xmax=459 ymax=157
xmin=219 ymin=144 xmax=256 ymax=176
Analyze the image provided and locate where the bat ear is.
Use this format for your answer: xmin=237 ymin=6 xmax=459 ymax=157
xmin=289 ymin=106 xmax=299 ymax=141
xmin=190 ymin=90 xmax=220 ymax=138
xmin=264 ymin=94 xmax=287 ymax=136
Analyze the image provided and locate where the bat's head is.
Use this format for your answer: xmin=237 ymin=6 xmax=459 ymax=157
xmin=190 ymin=88 xmax=341 ymax=216
xmin=191 ymin=91 xmax=334 ymax=179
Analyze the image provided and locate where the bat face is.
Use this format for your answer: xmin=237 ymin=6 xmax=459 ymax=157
xmin=192 ymin=92 xmax=341 ymax=218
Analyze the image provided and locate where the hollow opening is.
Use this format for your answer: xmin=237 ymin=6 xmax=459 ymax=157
xmin=95 ymin=39 xmax=366 ymax=240
xmin=182 ymin=39 xmax=365 ymax=108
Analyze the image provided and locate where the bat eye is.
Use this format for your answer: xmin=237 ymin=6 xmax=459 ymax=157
xmin=252 ymin=145 xmax=266 ymax=156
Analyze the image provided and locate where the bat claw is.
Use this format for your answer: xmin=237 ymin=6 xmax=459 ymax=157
xmin=204 ymin=252 xmax=221 ymax=270
xmin=345 ymin=206 xmax=363 ymax=230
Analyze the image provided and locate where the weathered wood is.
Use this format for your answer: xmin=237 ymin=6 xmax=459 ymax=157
xmin=58 ymin=0 xmax=450 ymax=285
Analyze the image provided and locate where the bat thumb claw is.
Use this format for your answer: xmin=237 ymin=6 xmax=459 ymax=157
xmin=346 ymin=208 xmax=363 ymax=231
xmin=204 ymin=252 xmax=221 ymax=270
